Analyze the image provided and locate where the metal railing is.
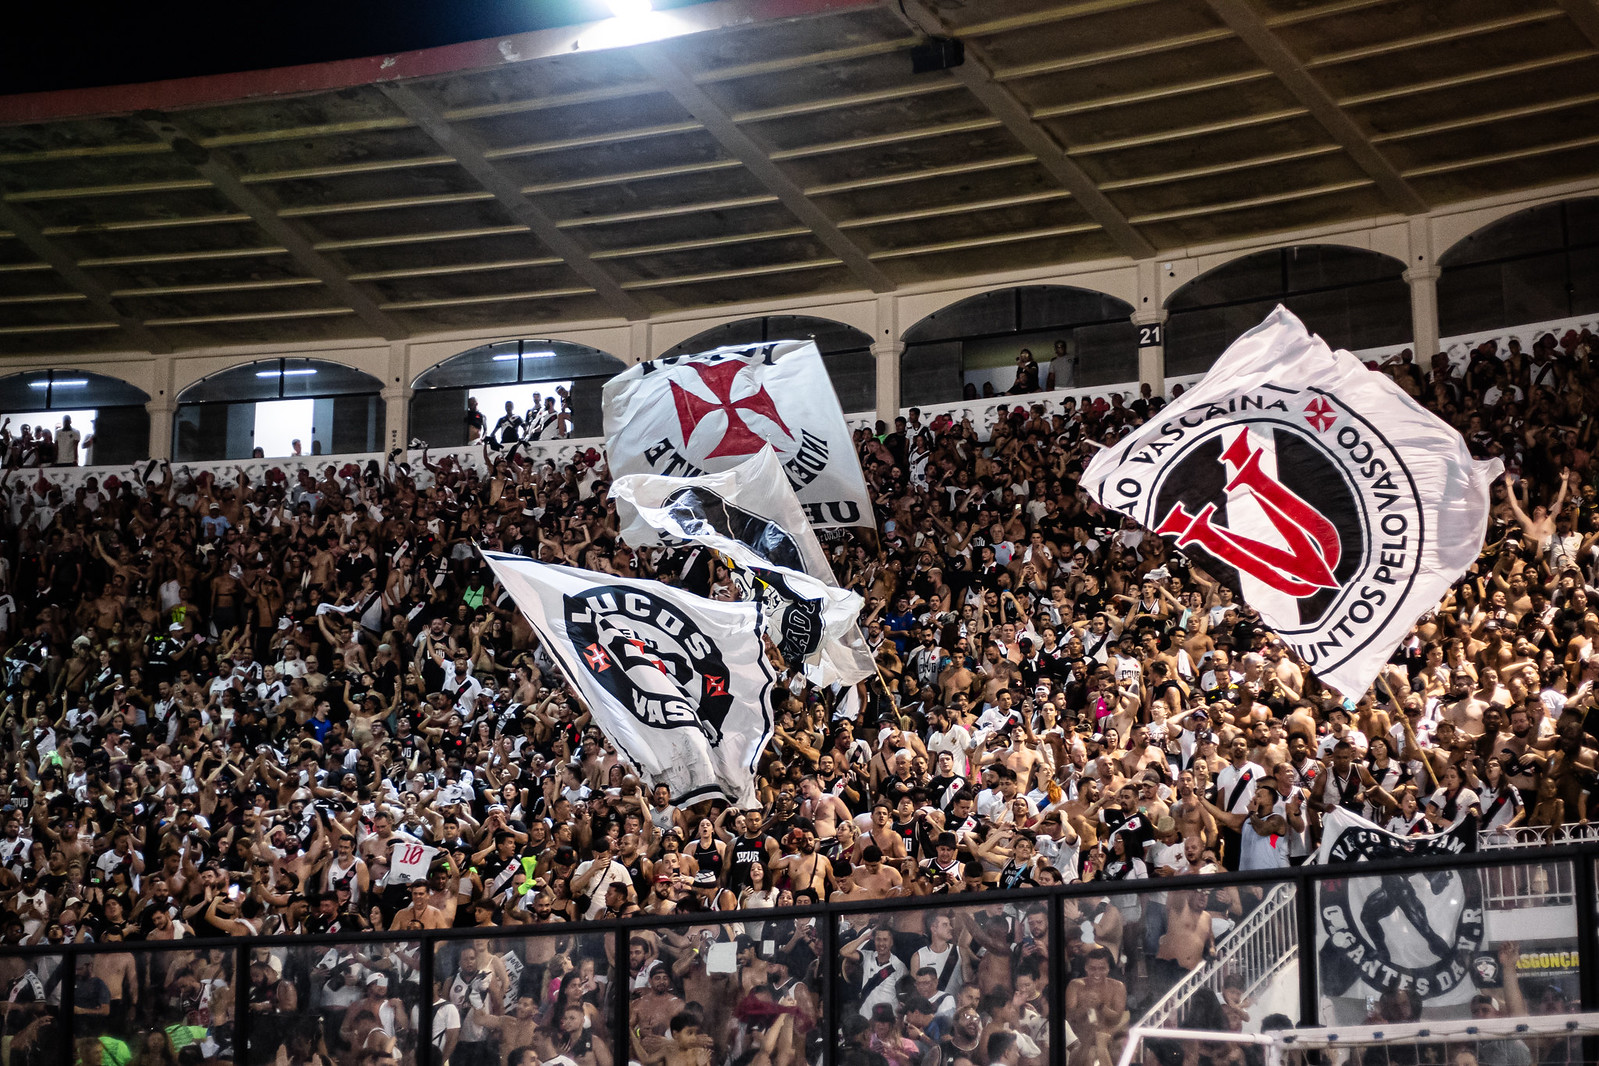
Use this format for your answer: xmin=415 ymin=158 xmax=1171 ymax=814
xmin=1139 ymin=881 xmax=1300 ymax=1031
xmin=7 ymin=843 xmax=1599 ymax=1066
xmin=1480 ymin=822 xmax=1599 ymax=849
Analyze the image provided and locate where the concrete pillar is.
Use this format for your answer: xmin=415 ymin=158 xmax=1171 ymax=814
xmin=872 ymin=340 xmax=901 ymax=427
xmin=381 ymin=385 xmax=411 ymax=454
xmin=1404 ymin=265 xmax=1442 ymax=358
xmin=383 ymin=342 xmax=410 ymax=453
xmin=1132 ymin=308 xmax=1168 ymax=396
xmin=147 ymin=400 xmax=173 ymax=460
xmin=146 ymin=354 xmax=175 ymax=460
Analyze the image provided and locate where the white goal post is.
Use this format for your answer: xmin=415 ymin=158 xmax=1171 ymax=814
xmin=1116 ymin=1013 xmax=1599 ymax=1066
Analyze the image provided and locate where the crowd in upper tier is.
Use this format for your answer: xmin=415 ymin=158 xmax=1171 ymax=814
xmin=0 ymin=324 xmax=1596 ymax=1066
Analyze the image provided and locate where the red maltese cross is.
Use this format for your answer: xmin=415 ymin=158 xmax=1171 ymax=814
xmin=670 ymin=361 xmax=792 ymax=459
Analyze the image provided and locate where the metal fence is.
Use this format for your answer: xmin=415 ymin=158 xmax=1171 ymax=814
xmin=11 ymin=844 xmax=1599 ymax=1066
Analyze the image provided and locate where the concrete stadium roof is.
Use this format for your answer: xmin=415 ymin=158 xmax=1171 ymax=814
xmin=1 ymin=0 xmax=1596 ymax=357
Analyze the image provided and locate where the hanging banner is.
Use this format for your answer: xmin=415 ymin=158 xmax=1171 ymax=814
xmin=602 ymin=340 xmax=873 ymax=528
xmin=1316 ymin=807 xmax=1483 ymax=1005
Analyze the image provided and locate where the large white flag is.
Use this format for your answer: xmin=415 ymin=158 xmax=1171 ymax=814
xmin=610 ymin=447 xmax=874 ymax=686
xmin=479 ymin=550 xmax=774 ymax=806
xmin=1081 ymin=306 xmax=1501 ymax=698
xmin=602 ymin=340 xmax=872 ymax=528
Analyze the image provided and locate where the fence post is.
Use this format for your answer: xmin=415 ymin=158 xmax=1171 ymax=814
xmin=1575 ymin=857 xmax=1597 ymax=1012
xmin=420 ymin=937 xmax=437 ymax=1066
xmin=612 ymin=926 xmax=627 ymax=1066
xmin=233 ymin=944 xmax=251 ymax=1066
xmin=1295 ymin=871 xmax=1319 ymax=1027
xmin=1049 ymin=895 xmax=1066 ymax=1065
xmin=59 ymin=947 xmax=75 ymax=1066
xmin=825 ymin=913 xmax=841 ymax=1066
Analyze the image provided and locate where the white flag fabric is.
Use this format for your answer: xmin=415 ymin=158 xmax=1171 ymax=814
xmin=478 ymin=550 xmax=774 ymax=806
xmin=610 ymin=447 xmax=874 ymax=686
xmin=1081 ymin=306 xmax=1501 ymax=699
xmin=602 ymin=340 xmax=873 ymax=528
xmin=1314 ymin=807 xmax=1482 ymax=1004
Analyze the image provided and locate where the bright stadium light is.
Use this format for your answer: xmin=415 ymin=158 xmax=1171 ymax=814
xmin=608 ymin=0 xmax=653 ymax=16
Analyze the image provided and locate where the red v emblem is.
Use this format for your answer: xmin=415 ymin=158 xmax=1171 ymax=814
xmin=1154 ymin=430 xmax=1342 ymax=597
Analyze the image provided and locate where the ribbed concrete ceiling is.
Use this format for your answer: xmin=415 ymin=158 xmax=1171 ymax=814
xmin=1 ymin=0 xmax=1597 ymax=356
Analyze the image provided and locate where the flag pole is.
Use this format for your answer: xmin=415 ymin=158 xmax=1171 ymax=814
xmin=1378 ymin=668 xmax=1439 ymax=790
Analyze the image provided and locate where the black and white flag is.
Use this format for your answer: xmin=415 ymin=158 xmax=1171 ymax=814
xmin=611 ymin=447 xmax=873 ymax=686
xmin=1316 ymin=807 xmax=1483 ymax=1004
xmin=602 ymin=340 xmax=873 ymax=529
xmin=479 ymin=550 xmax=775 ymax=806
xmin=1082 ymin=307 xmax=1501 ymax=698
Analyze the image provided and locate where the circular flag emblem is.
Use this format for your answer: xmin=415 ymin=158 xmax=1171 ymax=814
xmin=1318 ymin=830 xmax=1483 ymax=998
xmin=1107 ymin=387 xmax=1426 ymax=681
xmin=562 ymin=586 xmax=734 ymax=744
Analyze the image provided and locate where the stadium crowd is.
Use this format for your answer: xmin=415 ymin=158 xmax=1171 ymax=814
xmin=0 ymin=324 xmax=1596 ymax=1066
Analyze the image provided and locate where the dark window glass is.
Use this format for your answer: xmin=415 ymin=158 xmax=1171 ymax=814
xmin=1167 ymin=246 xmax=1409 ymax=375
xmin=901 ymin=286 xmax=1136 ymax=407
xmin=0 ymin=369 xmax=148 ymax=410
xmin=179 ymin=359 xmax=383 ymax=403
xmin=1439 ymin=197 xmax=1599 ymax=336
xmin=413 ymin=339 xmax=624 ymax=390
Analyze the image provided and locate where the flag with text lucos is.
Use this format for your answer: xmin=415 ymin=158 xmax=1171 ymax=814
xmin=1081 ymin=306 xmax=1502 ymax=699
xmin=601 ymin=339 xmax=873 ymax=529
xmin=479 ymin=550 xmax=774 ymax=807
xmin=610 ymin=447 xmax=875 ymax=687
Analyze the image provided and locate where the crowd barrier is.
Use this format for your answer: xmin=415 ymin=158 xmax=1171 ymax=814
xmin=12 ymin=844 xmax=1599 ymax=1066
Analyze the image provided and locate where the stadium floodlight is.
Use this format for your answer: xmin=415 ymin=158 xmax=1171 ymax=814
xmin=608 ymin=0 xmax=653 ymax=16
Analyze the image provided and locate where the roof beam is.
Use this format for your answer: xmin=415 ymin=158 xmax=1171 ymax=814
xmin=378 ymin=82 xmax=650 ymax=322
xmin=1556 ymin=0 xmax=1599 ymax=47
xmin=631 ymin=44 xmax=895 ymax=293
xmin=0 ymin=199 xmax=171 ymax=353
xmin=894 ymin=0 xmax=1156 ymax=260
xmin=140 ymin=114 xmax=408 ymax=341
xmin=1202 ymin=0 xmax=1428 ymax=215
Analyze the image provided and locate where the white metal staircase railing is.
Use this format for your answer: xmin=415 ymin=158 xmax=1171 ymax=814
xmin=1138 ymin=881 xmax=1299 ymax=1031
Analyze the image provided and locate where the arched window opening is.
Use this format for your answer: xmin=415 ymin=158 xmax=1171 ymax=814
xmin=901 ymin=286 xmax=1136 ymax=407
xmin=1439 ymin=197 xmax=1599 ymax=337
xmin=174 ymin=358 xmax=383 ymax=461
xmin=0 ymin=369 xmax=150 ymax=467
xmin=410 ymin=339 xmax=626 ymax=447
xmin=661 ymin=316 xmax=875 ymax=414
xmin=1166 ymin=246 xmax=1409 ymax=376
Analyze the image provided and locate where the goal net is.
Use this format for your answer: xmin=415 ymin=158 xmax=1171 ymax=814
xmin=1115 ymin=1012 xmax=1599 ymax=1066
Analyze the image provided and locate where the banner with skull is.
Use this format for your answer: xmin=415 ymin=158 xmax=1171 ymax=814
xmin=610 ymin=447 xmax=873 ymax=686
xmin=1081 ymin=306 xmax=1502 ymax=699
xmin=1316 ymin=808 xmax=1485 ymax=1012
xmin=479 ymin=550 xmax=774 ymax=806
xmin=601 ymin=339 xmax=873 ymax=529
